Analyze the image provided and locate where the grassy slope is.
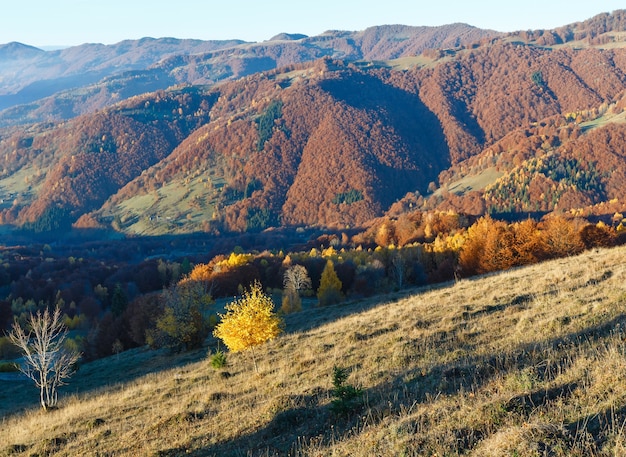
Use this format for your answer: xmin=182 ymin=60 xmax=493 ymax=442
xmin=437 ymin=166 xmax=504 ymax=196
xmin=2 ymin=245 xmax=626 ymax=456
xmin=580 ymin=108 xmax=626 ymax=132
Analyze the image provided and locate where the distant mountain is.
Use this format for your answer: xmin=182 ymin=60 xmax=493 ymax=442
xmin=1 ymin=11 xmax=626 ymax=236
xmin=0 ymin=24 xmax=497 ymax=126
xmin=0 ymin=41 xmax=45 ymax=60
xmin=268 ymin=33 xmax=309 ymax=41
xmin=0 ymin=38 xmax=245 ymax=113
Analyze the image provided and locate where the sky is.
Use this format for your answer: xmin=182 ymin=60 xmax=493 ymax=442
xmin=2 ymin=1 xmax=625 ymax=48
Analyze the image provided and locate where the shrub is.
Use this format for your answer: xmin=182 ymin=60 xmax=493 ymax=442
xmin=209 ymin=350 xmax=227 ymax=369
xmin=330 ymin=366 xmax=363 ymax=417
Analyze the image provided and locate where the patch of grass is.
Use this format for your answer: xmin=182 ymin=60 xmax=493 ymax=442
xmin=0 ymin=361 xmax=19 ymax=372
xmin=580 ymin=107 xmax=626 ymax=132
xmin=100 ymin=166 xmax=225 ymax=236
xmin=439 ymin=166 xmax=503 ymax=196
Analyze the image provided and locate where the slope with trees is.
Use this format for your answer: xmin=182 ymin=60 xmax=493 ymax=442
xmin=0 ymin=24 xmax=498 ymax=127
xmin=1 ymin=11 xmax=626 ymax=235
xmin=3 ymin=243 xmax=626 ymax=455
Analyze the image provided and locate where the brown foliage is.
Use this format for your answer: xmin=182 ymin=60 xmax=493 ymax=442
xmin=579 ymin=223 xmax=616 ymax=249
xmin=5 ymin=27 xmax=626 ymax=234
xmin=459 ymin=215 xmax=587 ymax=276
xmin=539 ymin=216 xmax=585 ymax=258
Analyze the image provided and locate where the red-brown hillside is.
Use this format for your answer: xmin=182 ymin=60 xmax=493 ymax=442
xmin=0 ymin=87 xmax=213 ymax=229
xmin=3 ymin=11 xmax=626 ymax=234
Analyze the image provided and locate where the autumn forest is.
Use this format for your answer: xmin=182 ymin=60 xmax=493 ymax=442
xmin=0 ymin=10 xmax=625 ymax=354
xmin=3 ymin=10 xmax=626 ymax=454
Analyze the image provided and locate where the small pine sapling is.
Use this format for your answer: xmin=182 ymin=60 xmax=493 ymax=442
xmin=210 ymin=349 xmax=227 ymax=369
xmin=330 ymin=366 xmax=363 ymax=417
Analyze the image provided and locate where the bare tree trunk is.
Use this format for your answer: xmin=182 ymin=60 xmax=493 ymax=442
xmin=250 ymin=346 xmax=258 ymax=373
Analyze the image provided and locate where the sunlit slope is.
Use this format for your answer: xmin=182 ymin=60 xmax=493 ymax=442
xmin=2 ymin=244 xmax=626 ymax=456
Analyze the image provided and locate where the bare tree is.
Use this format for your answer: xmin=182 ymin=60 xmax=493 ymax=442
xmin=283 ymin=264 xmax=312 ymax=294
xmin=282 ymin=265 xmax=313 ymax=314
xmin=391 ymin=254 xmax=406 ymax=289
xmin=8 ymin=306 xmax=80 ymax=410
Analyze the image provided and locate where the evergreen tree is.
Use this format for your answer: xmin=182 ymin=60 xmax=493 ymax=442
xmin=111 ymin=283 xmax=128 ymax=317
xmin=317 ymin=260 xmax=343 ymax=306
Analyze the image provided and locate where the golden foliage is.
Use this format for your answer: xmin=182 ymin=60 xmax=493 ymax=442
xmin=281 ymin=288 xmax=302 ymax=314
xmin=216 ymin=252 xmax=253 ymax=270
xmin=458 ymin=216 xmax=492 ymax=275
xmin=540 ymin=216 xmax=585 ymax=258
xmin=213 ymin=281 xmax=283 ymax=354
xmin=185 ymin=263 xmax=212 ymax=282
xmin=317 ymin=260 xmax=343 ymax=306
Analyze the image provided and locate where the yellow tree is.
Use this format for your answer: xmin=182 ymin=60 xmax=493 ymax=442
xmin=317 ymin=259 xmax=343 ymax=306
xmin=480 ymin=221 xmax=515 ymax=273
xmin=213 ymin=281 xmax=283 ymax=371
xmin=458 ymin=216 xmax=492 ymax=275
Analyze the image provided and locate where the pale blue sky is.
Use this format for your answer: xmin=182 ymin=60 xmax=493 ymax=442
xmin=2 ymin=1 xmax=625 ymax=47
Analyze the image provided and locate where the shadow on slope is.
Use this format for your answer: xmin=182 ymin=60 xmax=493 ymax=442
xmin=0 ymin=345 xmax=208 ymax=419
xmin=319 ymin=72 xmax=451 ymax=196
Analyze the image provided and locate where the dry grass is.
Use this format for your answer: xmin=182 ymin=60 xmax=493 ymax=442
xmin=437 ymin=166 xmax=503 ymax=197
xmin=3 ymin=246 xmax=626 ymax=456
xmin=580 ymin=107 xmax=626 ymax=133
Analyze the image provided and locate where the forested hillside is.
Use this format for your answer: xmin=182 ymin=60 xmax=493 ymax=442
xmin=0 ymin=11 xmax=625 ymax=236
xmin=1 ymin=10 xmax=626 ymax=235
xmin=0 ymin=24 xmax=496 ymax=126
xmin=0 ymin=87 xmax=213 ymax=229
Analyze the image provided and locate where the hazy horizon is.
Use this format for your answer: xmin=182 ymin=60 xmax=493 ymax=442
xmin=1 ymin=1 xmax=624 ymax=48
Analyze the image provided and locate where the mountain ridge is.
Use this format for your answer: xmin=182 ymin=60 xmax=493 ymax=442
xmin=1 ymin=11 xmax=626 ymax=236
xmin=0 ymin=23 xmax=497 ymax=122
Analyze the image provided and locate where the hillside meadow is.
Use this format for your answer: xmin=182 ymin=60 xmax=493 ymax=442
xmin=2 ymin=244 xmax=626 ymax=456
